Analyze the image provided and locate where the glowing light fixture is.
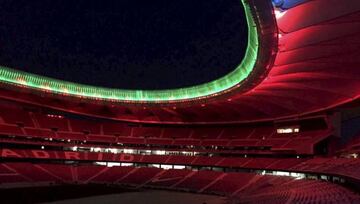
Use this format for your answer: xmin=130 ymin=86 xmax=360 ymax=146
xmin=0 ymin=0 xmax=259 ymax=103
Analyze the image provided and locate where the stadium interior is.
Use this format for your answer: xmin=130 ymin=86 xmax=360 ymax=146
xmin=0 ymin=0 xmax=360 ymax=203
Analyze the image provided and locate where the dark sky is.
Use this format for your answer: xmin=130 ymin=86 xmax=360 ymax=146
xmin=0 ymin=0 xmax=248 ymax=90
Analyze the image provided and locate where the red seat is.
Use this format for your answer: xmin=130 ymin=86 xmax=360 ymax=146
xmin=0 ymin=124 xmax=23 ymax=136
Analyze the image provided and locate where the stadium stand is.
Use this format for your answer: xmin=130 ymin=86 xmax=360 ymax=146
xmin=0 ymin=163 xmax=358 ymax=203
xmin=0 ymin=0 xmax=359 ymax=203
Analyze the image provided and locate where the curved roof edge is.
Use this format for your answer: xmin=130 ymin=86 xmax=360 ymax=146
xmin=0 ymin=0 xmax=258 ymax=103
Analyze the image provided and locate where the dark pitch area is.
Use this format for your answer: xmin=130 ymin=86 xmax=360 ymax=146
xmin=0 ymin=184 xmax=137 ymax=204
xmin=0 ymin=0 xmax=248 ymax=89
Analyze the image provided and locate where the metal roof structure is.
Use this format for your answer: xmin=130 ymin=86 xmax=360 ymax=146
xmin=0 ymin=0 xmax=359 ymax=124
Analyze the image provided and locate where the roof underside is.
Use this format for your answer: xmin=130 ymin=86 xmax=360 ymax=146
xmin=0 ymin=0 xmax=359 ymax=124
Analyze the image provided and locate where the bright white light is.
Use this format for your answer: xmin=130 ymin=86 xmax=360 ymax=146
xmin=277 ymin=127 xmax=300 ymax=134
xmin=124 ymin=149 xmax=134 ymax=154
xmin=274 ymin=9 xmax=287 ymax=19
xmin=265 ymin=171 xmax=305 ymax=180
xmin=155 ymin=150 xmax=166 ymax=155
xmin=291 ymin=172 xmax=305 ymax=179
xmin=173 ymin=165 xmax=186 ymax=169
xmin=95 ymin=162 xmax=107 ymax=166
xmin=107 ymin=162 xmax=121 ymax=167
xmin=278 ymin=128 xmax=292 ymax=133
xmin=182 ymin=151 xmax=193 ymax=155
xmin=107 ymin=148 xmax=118 ymax=154
xmin=161 ymin=165 xmax=173 ymax=170
xmin=152 ymin=164 xmax=160 ymax=168
xmin=121 ymin=163 xmax=133 ymax=166
xmin=274 ymin=171 xmax=290 ymax=176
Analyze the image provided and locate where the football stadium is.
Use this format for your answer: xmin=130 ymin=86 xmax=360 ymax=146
xmin=0 ymin=0 xmax=360 ymax=203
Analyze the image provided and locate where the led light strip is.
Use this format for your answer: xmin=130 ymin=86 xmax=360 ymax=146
xmin=0 ymin=0 xmax=258 ymax=102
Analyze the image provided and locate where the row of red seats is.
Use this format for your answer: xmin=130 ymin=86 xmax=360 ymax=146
xmin=0 ymin=107 xmax=289 ymax=141
xmin=0 ymin=123 xmax=328 ymax=154
xmin=3 ymin=148 xmax=298 ymax=169
xmin=0 ymin=105 xmax=331 ymax=155
xmin=3 ymin=148 xmax=360 ymax=180
xmin=290 ymin=158 xmax=360 ymax=180
xmin=176 ymin=170 xmax=223 ymax=191
xmin=0 ymin=163 xmax=358 ymax=203
xmin=238 ymin=176 xmax=358 ymax=204
xmin=0 ymin=122 xmax=277 ymax=140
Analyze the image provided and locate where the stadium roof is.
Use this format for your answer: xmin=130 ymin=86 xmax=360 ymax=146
xmin=0 ymin=0 xmax=258 ymax=103
xmin=0 ymin=0 xmax=359 ymax=124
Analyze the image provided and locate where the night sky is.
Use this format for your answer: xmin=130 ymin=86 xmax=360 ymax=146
xmin=0 ymin=0 xmax=248 ymax=90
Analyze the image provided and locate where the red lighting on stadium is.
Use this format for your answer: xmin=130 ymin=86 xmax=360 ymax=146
xmin=0 ymin=0 xmax=359 ymax=202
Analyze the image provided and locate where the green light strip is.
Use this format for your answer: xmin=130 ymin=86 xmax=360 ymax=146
xmin=0 ymin=0 xmax=258 ymax=102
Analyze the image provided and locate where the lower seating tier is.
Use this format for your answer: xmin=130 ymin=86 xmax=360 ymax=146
xmin=0 ymin=163 xmax=358 ymax=203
